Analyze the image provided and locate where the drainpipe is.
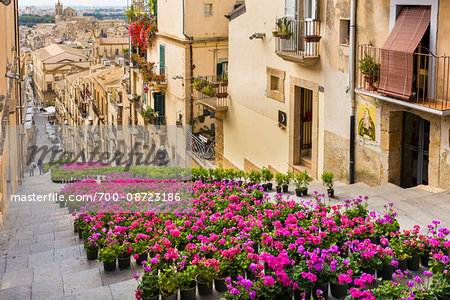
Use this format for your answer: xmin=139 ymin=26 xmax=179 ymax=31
xmin=349 ymin=0 xmax=357 ymax=184
xmin=182 ymin=0 xmax=194 ymax=122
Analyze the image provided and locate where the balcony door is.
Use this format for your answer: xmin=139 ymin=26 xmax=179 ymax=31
xmin=401 ymin=112 xmax=430 ymax=188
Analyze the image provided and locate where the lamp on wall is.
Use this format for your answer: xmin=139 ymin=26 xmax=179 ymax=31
xmin=0 ymin=0 xmax=12 ymax=6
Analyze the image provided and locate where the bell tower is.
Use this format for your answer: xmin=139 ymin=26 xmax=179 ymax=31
xmin=55 ymin=0 xmax=63 ymax=16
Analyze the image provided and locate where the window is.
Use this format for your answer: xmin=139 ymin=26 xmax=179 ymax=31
xmin=115 ymin=49 xmax=119 ymax=55
xmin=304 ymin=0 xmax=317 ymax=20
xmin=270 ymin=76 xmax=280 ymax=91
xmin=204 ymin=3 xmax=213 ymax=16
xmin=266 ymin=67 xmax=286 ymax=102
xmin=339 ymin=19 xmax=350 ymax=45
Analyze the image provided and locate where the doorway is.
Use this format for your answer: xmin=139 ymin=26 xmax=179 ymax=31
xmin=401 ymin=112 xmax=430 ymax=187
xmin=293 ymin=86 xmax=313 ymax=167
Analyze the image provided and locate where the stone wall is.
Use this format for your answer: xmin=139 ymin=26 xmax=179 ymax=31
xmin=323 ymin=130 xmax=349 ymax=183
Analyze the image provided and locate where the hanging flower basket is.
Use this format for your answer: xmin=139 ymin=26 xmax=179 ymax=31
xmin=304 ymin=35 xmax=322 ymax=43
xmin=278 ymin=32 xmax=292 ymax=40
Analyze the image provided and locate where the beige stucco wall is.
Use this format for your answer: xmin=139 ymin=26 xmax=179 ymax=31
xmin=223 ymin=0 xmax=353 ymax=179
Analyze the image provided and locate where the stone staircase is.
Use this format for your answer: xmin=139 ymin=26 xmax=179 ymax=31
xmin=0 ymin=173 xmax=141 ymax=300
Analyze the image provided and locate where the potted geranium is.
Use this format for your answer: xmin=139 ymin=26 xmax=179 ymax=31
xmin=321 ymin=172 xmax=334 ymax=198
xmin=99 ymin=245 xmax=117 ymax=272
xmin=194 ymin=258 xmax=219 ymax=296
xmin=158 ymin=266 xmax=178 ymax=300
xmin=178 ymin=265 xmax=196 ymax=300
xmin=85 ymin=235 xmax=100 ymax=261
xmin=136 ymin=265 xmax=159 ymax=300
xmin=276 ymin=18 xmax=292 ymax=40
xmin=247 ymin=170 xmax=262 ymax=186
xmin=235 ymin=169 xmax=246 ymax=185
xmin=117 ymin=243 xmax=132 ymax=270
xmin=359 ymin=54 xmax=380 ymax=91
xmin=132 ymin=238 xmax=149 ymax=266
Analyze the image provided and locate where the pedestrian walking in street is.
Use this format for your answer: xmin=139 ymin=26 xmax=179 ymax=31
xmin=37 ymin=161 xmax=44 ymax=175
xmin=29 ymin=161 xmax=37 ymax=176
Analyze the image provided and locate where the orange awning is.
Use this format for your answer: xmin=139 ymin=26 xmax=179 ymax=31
xmin=378 ymin=7 xmax=431 ymax=99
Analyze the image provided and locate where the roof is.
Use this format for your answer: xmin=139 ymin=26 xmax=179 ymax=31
xmin=85 ymin=66 xmax=124 ymax=89
xmin=32 ymin=44 xmax=88 ymax=63
xmin=98 ymin=37 xmax=129 ymax=45
xmin=225 ymin=4 xmax=246 ymax=21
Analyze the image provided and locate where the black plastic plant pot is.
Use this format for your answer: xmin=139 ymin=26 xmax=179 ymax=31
xmin=196 ymin=276 xmax=212 ymax=296
xmin=142 ymin=295 xmax=159 ymax=300
xmin=327 ymin=189 xmax=334 ymax=198
xmin=302 ymin=188 xmax=308 ymax=196
xmin=161 ymin=293 xmax=177 ymax=300
xmin=86 ymin=247 xmax=98 ymax=261
xmin=295 ymin=189 xmax=302 ymax=197
xmin=276 ymin=186 xmax=282 ymax=193
xmin=252 ymin=242 xmax=259 ymax=254
xmin=294 ymin=289 xmax=311 ymax=300
xmin=136 ymin=253 xmax=148 ymax=265
xmin=313 ymin=282 xmax=329 ymax=300
xmin=377 ymin=263 xmax=393 ymax=281
xmin=78 ymin=230 xmax=83 ymax=239
xmin=267 ymin=182 xmax=273 ymax=190
xmin=178 ymin=243 xmax=187 ymax=251
xmin=214 ymin=277 xmax=227 ymax=292
xmin=395 ymin=258 xmax=407 ymax=271
xmin=330 ymin=281 xmax=347 ymax=298
xmin=282 ymin=185 xmax=289 ymax=193
xmin=103 ymin=259 xmax=116 ymax=272
xmin=180 ymin=282 xmax=196 ymax=300
xmin=421 ymin=253 xmax=430 ymax=267
xmin=276 ymin=287 xmax=293 ymax=300
xmin=118 ymin=255 xmax=131 ymax=270
xmin=59 ymin=201 xmax=66 ymax=208
xmin=361 ymin=267 xmax=376 ymax=275
xmin=407 ymin=253 xmax=421 ymax=271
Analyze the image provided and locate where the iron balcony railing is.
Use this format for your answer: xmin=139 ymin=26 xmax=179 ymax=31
xmin=192 ymin=75 xmax=228 ymax=110
xmin=275 ymin=18 xmax=320 ymax=58
xmin=357 ymin=44 xmax=450 ymax=111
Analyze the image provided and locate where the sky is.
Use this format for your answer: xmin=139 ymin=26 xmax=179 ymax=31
xmin=19 ymin=0 xmax=128 ymax=8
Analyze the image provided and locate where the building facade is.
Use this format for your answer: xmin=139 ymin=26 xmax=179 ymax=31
xmin=31 ymin=44 xmax=90 ymax=106
xmin=221 ymin=0 xmax=450 ymax=191
xmin=0 ymin=0 xmax=23 ymax=222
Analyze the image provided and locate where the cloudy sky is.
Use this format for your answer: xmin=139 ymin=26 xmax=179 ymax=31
xmin=20 ymin=0 xmax=128 ymax=8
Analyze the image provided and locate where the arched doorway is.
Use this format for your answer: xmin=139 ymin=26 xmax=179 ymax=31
xmin=401 ymin=112 xmax=430 ymax=187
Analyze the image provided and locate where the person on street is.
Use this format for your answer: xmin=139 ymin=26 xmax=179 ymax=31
xmin=29 ymin=161 xmax=37 ymax=176
xmin=155 ymin=145 xmax=169 ymax=166
xmin=38 ymin=161 xmax=44 ymax=175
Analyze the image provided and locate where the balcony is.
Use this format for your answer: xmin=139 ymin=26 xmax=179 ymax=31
xmin=193 ymin=75 xmax=228 ymax=112
xmin=149 ymin=66 xmax=167 ymax=92
xmin=275 ymin=18 xmax=320 ymax=65
xmin=356 ymin=45 xmax=450 ymax=115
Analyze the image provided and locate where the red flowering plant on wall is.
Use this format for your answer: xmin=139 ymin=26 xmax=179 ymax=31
xmin=129 ymin=16 xmax=158 ymax=50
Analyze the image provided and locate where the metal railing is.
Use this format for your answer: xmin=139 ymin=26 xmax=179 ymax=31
xmin=193 ymin=75 xmax=228 ymax=110
xmin=357 ymin=45 xmax=450 ymax=111
xmin=275 ymin=18 xmax=320 ymax=57
xmin=187 ymin=131 xmax=215 ymax=163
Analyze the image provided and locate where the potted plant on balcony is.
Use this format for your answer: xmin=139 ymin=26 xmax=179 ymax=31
xmin=192 ymin=78 xmax=207 ymax=92
xmin=275 ymin=17 xmax=293 ymax=40
xmin=197 ymin=115 xmax=205 ymax=123
xmin=304 ymin=34 xmax=322 ymax=43
xmin=359 ymin=54 xmax=380 ymax=91
xmin=201 ymin=83 xmax=216 ymax=97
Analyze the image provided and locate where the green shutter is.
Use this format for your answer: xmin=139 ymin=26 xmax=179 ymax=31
xmin=154 ymin=93 xmax=165 ymax=116
xmin=159 ymin=44 xmax=165 ymax=75
xmin=216 ymin=62 xmax=223 ymax=76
